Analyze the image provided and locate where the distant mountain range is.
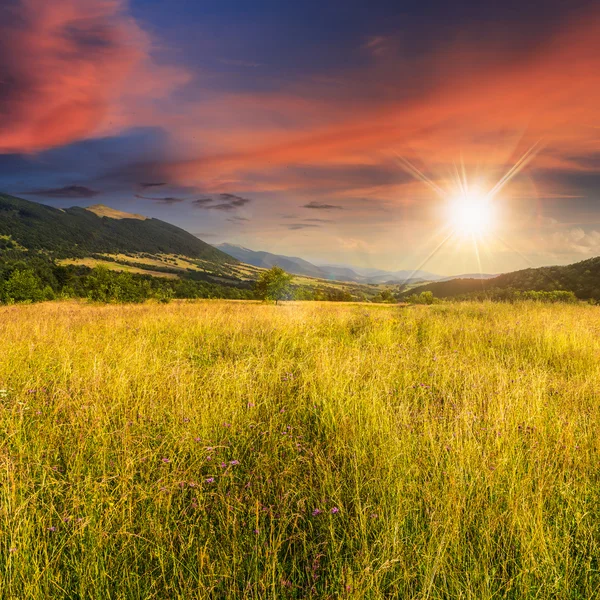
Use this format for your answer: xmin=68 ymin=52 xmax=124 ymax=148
xmin=0 ymin=193 xmax=234 ymax=263
xmin=217 ymin=243 xmax=497 ymax=284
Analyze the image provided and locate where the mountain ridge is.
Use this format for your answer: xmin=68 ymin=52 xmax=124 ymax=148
xmin=0 ymin=193 xmax=235 ymax=263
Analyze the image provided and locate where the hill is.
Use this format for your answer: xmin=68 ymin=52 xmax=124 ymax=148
xmin=217 ymin=244 xmax=326 ymax=278
xmin=218 ymin=243 xmax=443 ymax=283
xmin=0 ymin=193 xmax=235 ymax=262
xmin=403 ymin=256 xmax=600 ymax=301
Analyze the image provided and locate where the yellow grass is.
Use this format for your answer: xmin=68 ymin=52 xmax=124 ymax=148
xmin=1 ymin=300 xmax=599 ymax=598
xmin=59 ymin=258 xmax=179 ymax=279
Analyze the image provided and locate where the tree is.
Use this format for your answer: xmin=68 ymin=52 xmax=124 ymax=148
xmin=255 ymin=266 xmax=293 ymax=304
xmin=1 ymin=269 xmax=44 ymax=303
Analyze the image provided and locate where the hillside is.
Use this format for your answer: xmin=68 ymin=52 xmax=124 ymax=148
xmin=0 ymin=193 xmax=235 ymax=262
xmin=218 ymin=243 xmax=443 ymax=283
xmin=403 ymin=256 xmax=600 ymax=301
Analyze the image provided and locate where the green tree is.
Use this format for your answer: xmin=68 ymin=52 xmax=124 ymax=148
xmin=2 ymin=269 xmax=44 ymax=303
xmin=255 ymin=266 xmax=293 ymax=304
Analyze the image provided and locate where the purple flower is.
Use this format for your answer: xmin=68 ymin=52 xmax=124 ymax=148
xmin=161 ymin=458 xmax=170 ymax=464
xmin=223 ymin=423 xmax=231 ymax=428
xmin=312 ymin=509 xmax=322 ymax=516
xmin=230 ymin=460 xmax=239 ymax=466
xmin=220 ymin=462 xmax=227 ymax=468
xmin=9 ymin=547 xmax=17 ymax=553
xmin=194 ymin=437 xmax=201 ymax=442
xmin=48 ymin=526 xmax=57 ymax=532
xmin=205 ymin=477 xmax=215 ymax=483
xmin=247 ymin=402 xmax=255 ymax=408
xmin=331 ymin=507 xmax=339 ymax=514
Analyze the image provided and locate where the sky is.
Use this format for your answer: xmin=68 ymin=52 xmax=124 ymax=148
xmin=1 ymin=0 xmax=600 ymax=275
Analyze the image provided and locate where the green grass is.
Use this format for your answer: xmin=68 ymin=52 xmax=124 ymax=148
xmin=1 ymin=300 xmax=599 ymax=599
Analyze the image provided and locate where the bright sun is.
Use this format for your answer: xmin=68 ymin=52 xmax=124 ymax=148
xmin=448 ymin=189 xmax=494 ymax=238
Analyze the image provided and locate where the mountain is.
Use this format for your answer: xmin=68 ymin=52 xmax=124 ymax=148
xmin=217 ymin=244 xmax=326 ymax=278
xmin=318 ymin=263 xmax=442 ymax=283
xmin=402 ymin=257 xmax=600 ymax=301
xmin=218 ymin=244 xmax=444 ymax=283
xmin=0 ymin=193 xmax=235 ymax=263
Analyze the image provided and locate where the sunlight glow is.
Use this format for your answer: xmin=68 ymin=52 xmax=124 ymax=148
xmin=448 ymin=188 xmax=494 ymax=238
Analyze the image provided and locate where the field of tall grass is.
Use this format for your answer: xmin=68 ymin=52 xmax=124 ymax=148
xmin=1 ymin=300 xmax=599 ymax=599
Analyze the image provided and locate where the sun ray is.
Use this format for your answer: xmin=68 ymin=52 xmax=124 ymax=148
xmin=393 ymin=152 xmax=447 ymax=199
xmin=484 ymin=140 xmax=544 ymax=202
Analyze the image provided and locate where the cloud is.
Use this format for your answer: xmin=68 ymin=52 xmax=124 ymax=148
xmin=153 ymin=8 xmax=600 ymax=214
xmin=218 ymin=193 xmax=252 ymax=207
xmin=304 ymin=218 xmax=334 ymax=223
xmin=227 ymin=216 xmax=250 ymax=222
xmin=192 ymin=193 xmax=253 ymax=211
xmin=304 ymin=201 xmax=344 ymax=210
xmin=24 ymin=185 xmax=99 ymax=198
xmin=287 ymin=223 xmax=320 ymax=230
xmin=191 ymin=198 xmax=214 ymax=207
xmin=0 ymin=0 xmax=187 ymax=153
xmin=549 ymin=228 xmax=600 ymax=255
xmin=139 ymin=182 xmax=166 ymax=188
xmin=135 ymin=194 xmax=186 ymax=205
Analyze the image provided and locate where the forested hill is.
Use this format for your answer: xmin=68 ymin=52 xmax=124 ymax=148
xmin=403 ymin=256 xmax=600 ymax=301
xmin=0 ymin=193 xmax=235 ymax=262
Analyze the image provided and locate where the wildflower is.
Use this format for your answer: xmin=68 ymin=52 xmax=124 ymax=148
xmin=223 ymin=423 xmax=231 ymax=428
xmin=9 ymin=547 xmax=17 ymax=553
xmin=220 ymin=462 xmax=227 ymax=468
xmin=205 ymin=477 xmax=215 ymax=483
xmin=247 ymin=402 xmax=255 ymax=408
xmin=331 ymin=507 xmax=339 ymax=514
xmin=161 ymin=458 xmax=170 ymax=464
xmin=206 ymin=456 xmax=212 ymax=461
xmin=280 ymin=408 xmax=285 ymax=413
xmin=194 ymin=437 xmax=201 ymax=442
xmin=253 ymin=528 xmax=259 ymax=535
xmin=312 ymin=509 xmax=322 ymax=516
xmin=48 ymin=526 xmax=57 ymax=532
xmin=230 ymin=460 xmax=239 ymax=466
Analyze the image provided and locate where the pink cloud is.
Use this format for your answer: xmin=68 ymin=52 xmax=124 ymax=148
xmin=0 ymin=0 xmax=187 ymax=153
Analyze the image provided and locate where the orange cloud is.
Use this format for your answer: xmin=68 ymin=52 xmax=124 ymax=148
xmin=156 ymin=10 xmax=600 ymax=200
xmin=0 ymin=0 xmax=187 ymax=153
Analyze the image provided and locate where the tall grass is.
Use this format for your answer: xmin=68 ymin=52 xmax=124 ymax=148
xmin=1 ymin=300 xmax=599 ymax=599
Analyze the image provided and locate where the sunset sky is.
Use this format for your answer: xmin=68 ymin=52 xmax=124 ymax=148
xmin=1 ymin=0 xmax=600 ymax=274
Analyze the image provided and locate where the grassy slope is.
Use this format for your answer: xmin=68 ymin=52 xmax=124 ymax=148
xmin=0 ymin=193 xmax=234 ymax=262
xmin=1 ymin=301 xmax=599 ymax=598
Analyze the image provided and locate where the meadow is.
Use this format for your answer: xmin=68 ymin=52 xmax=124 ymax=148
xmin=1 ymin=300 xmax=599 ymax=599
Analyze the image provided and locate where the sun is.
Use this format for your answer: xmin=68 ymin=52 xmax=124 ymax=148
xmin=448 ymin=188 xmax=494 ymax=238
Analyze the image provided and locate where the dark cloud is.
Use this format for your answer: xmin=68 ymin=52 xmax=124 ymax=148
xmin=287 ymin=223 xmax=320 ymax=230
xmin=135 ymin=193 xmax=187 ymax=205
xmin=305 ymin=218 xmax=334 ymax=223
xmin=140 ymin=182 xmax=167 ymax=188
xmin=192 ymin=193 xmax=253 ymax=211
xmin=227 ymin=216 xmax=250 ymax=222
xmin=191 ymin=198 xmax=215 ymax=207
xmin=24 ymin=185 xmax=99 ymax=199
xmin=218 ymin=193 xmax=252 ymax=207
xmin=304 ymin=201 xmax=344 ymax=210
